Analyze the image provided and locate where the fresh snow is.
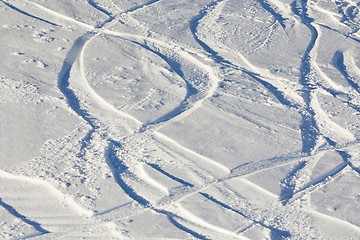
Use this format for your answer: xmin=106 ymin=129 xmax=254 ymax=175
xmin=0 ymin=0 xmax=359 ymax=239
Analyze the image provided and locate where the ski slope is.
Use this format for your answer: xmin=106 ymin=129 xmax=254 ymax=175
xmin=0 ymin=0 xmax=359 ymax=239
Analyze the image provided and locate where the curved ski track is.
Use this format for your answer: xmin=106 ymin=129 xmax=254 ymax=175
xmin=2 ymin=0 xmax=360 ymax=238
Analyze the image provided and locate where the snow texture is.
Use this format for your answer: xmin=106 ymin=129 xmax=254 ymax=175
xmin=0 ymin=0 xmax=359 ymax=239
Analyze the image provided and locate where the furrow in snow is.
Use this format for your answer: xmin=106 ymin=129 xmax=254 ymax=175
xmin=174 ymin=203 xmax=249 ymax=240
xmin=100 ymin=29 xmax=222 ymax=131
xmin=189 ymin=0 xmax=235 ymax=68
xmin=30 ymin=2 xmax=94 ymax=30
xmin=333 ymin=51 xmax=360 ymax=94
xmin=289 ymin=164 xmax=348 ymax=204
xmin=0 ymin=198 xmax=49 ymax=236
xmin=337 ymin=150 xmax=360 ymax=175
xmin=154 ymin=132 xmax=230 ymax=175
xmin=137 ymin=163 xmax=170 ymax=195
xmin=258 ymin=0 xmax=288 ymax=30
xmin=311 ymin=90 xmax=356 ymax=144
xmin=199 ymin=192 xmax=291 ymax=239
xmin=166 ymin=215 xmax=210 ymax=239
xmin=130 ymin=41 xmax=199 ymax=129
xmin=0 ymin=170 xmax=93 ymax=217
xmin=0 ymin=0 xmax=59 ymax=26
xmin=105 ymin=141 xmax=150 ymax=206
xmin=124 ymin=0 xmax=161 ymax=14
xmin=189 ymin=0 xmax=303 ymax=109
xmin=279 ymin=160 xmax=308 ymax=204
xmin=290 ymin=0 xmax=321 ymax=155
xmin=147 ymin=163 xmax=194 ymax=187
xmin=58 ymin=34 xmax=96 ymax=127
xmin=86 ymin=0 xmax=114 ymax=18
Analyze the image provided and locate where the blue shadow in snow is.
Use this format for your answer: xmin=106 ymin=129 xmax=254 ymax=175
xmin=0 ymin=198 xmax=49 ymax=234
xmin=189 ymin=0 xmax=236 ymax=68
xmin=153 ymin=208 xmax=209 ymax=239
xmin=86 ymin=0 xmax=115 ymax=28
xmin=124 ymin=0 xmax=160 ymax=13
xmin=337 ymin=150 xmax=360 ymax=175
xmin=168 ymin=215 xmax=209 ymax=239
xmin=199 ymin=192 xmax=291 ymax=239
xmin=87 ymin=0 xmax=113 ymax=17
xmin=333 ymin=51 xmax=360 ymax=94
xmin=279 ymin=161 xmax=307 ymax=205
xmin=58 ymin=35 xmax=97 ymax=129
xmin=57 ymin=35 xmax=99 ymax=156
xmin=148 ymin=163 xmax=194 ymax=187
xmin=190 ymin=1 xmax=297 ymax=111
xmin=291 ymin=0 xmax=320 ymax=155
xmin=130 ymin=41 xmax=199 ymax=129
xmin=0 ymin=0 xmax=59 ymax=26
xmin=106 ymin=140 xmax=150 ymax=206
xmin=258 ymin=0 xmax=287 ymax=29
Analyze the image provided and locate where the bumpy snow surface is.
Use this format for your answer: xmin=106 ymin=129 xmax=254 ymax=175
xmin=0 ymin=0 xmax=360 ymax=239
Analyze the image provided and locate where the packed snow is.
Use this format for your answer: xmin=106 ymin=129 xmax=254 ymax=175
xmin=0 ymin=0 xmax=359 ymax=239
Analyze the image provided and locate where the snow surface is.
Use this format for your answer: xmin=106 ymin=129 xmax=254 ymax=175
xmin=0 ymin=0 xmax=359 ymax=239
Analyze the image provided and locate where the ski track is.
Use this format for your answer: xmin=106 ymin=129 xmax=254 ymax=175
xmin=335 ymin=0 xmax=360 ymax=35
xmin=0 ymin=0 xmax=59 ymax=26
xmin=174 ymin=203 xmax=250 ymax=240
xmin=138 ymin=163 xmax=170 ymax=195
xmin=131 ymin=41 xmax=199 ymax=129
xmin=199 ymin=192 xmax=291 ymax=239
xmin=297 ymin=161 xmax=348 ymax=195
xmin=189 ymin=0 xmax=233 ymax=67
xmin=333 ymin=51 xmax=360 ymax=94
xmin=87 ymin=0 xmax=114 ymax=19
xmin=290 ymin=0 xmax=322 ymax=155
xmin=78 ymin=31 xmax=142 ymax=130
xmin=258 ymin=0 xmax=287 ymax=30
xmin=337 ymin=150 xmax=360 ymax=175
xmin=105 ymin=140 xmax=151 ymax=206
xmin=30 ymin=2 xmax=94 ymax=30
xmin=154 ymin=132 xmax=231 ymax=175
xmin=57 ymin=32 xmax=103 ymax=158
xmin=0 ymin=170 xmax=94 ymax=238
xmin=189 ymin=0 xmax=302 ymax=110
xmin=28 ymin=4 xmax=232 ymax=232
xmin=307 ymin=208 xmax=360 ymax=233
xmin=0 ymin=198 xmax=49 ymax=236
xmin=166 ymin=215 xmax=210 ymax=239
xmin=147 ymin=163 xmax=194 ymax=187
xmin=3 ymin=0 xmax=360 ymax=238
xmin=0 ymin=170 xmax=93 ymax=217
xmin=58 ymin=34 xmax=97 ymax=128
xmin=289 ymin=163 xmax=349 ymax=205
xmin=279 ymin=161 xmax=308 ymax=204
xmin=311 ymin=90 xmax=356 ymax=144
xmin=152 ymin=208 xmax=212 ymax=239
xmin=124 ymin=0 xmax=161 ymax=14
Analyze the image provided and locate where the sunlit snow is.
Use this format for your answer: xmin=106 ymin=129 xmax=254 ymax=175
xmin=0 ymin=0 xmax=359 ymax=239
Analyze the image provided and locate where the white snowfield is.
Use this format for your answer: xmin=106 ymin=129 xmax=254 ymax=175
xmin=0 ymin=0 xmax=359 ymax=239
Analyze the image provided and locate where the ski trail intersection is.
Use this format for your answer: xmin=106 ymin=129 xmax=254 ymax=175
xmin=0 ymin=0 xmax=359 ymax=239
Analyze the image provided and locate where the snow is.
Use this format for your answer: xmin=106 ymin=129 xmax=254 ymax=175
xmin=0 ymin=0 xmax=360 ymax=239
